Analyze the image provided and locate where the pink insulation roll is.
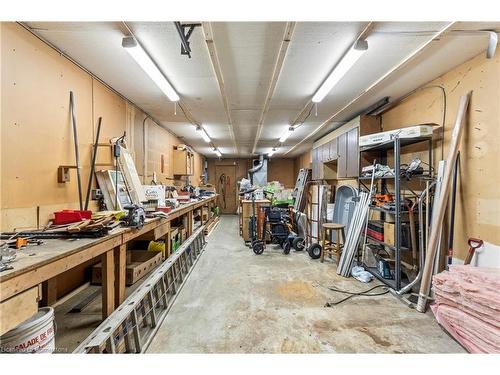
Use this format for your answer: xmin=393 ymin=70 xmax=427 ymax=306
xmin=431 ymin=265 xmax=500 ymax=353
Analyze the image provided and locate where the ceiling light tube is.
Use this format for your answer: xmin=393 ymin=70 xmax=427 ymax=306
xmin=279 ymin=127 xmax=294 ymax=143
xmin=312 ymin=40 xmax=368 ymax=103
xmin=122 ymin=36 xmax=180 ymax=102
xmin=196 ymin=126 xmax=211 ymax=143
xmin=213 ymin=148 xmax=222 ymax=158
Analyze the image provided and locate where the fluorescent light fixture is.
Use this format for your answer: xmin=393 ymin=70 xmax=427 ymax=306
xmin=312 ymin=40 xmax=368 ymax=103
xmin=268 ymin=148 xmax=277 ymax=157
xmin=196 ymin=126 xmax=211 ymax=143
xmin=279 ymin=127 xmax=294 ymax=143
xmin=213 ymin=148 xmax=222 ymax=158
xmin=487 ymin=31 xmax=498 ymax=59
xmin=122 ymin=36 xmax=180 ymax=102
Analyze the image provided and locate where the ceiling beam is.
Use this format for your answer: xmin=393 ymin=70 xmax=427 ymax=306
xmin=202 ymin=22 xmax=238 ymax=154
xmin=285 ymin=21 xmax=456 ymax=155
xmin=251 ymin=22 xmax=296 ymax=155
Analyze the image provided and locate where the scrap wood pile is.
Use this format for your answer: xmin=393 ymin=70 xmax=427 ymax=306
xmin=431 ymin=265 xmax=500 ymax=353
xmin=0 ymin=212 xmax=121 ymax=241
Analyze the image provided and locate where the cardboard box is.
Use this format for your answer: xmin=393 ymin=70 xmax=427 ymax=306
xmin=384 ymin=222 xmax=395 ymax=246
xmin=179 ymin=226 xmax=187 ymax=242
xmin=92 ymin=250 xmax=162 ymax=286
xmin=383 ymin=222 xmax=412 ymax=248
xmin=143 ymin=185 xmax=166 ymax=206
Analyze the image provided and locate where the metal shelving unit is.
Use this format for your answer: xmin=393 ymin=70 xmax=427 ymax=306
xmin=357 ymin=134 xmax=434 ymax=291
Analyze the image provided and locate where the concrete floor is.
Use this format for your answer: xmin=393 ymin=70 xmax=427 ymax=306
xmin=147 ymin=215 xmax=464 ymax=353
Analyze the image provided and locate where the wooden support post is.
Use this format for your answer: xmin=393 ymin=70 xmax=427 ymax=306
xmin=114 ymin=244 xmax=126 ymax=307
xmin=166 ymin=225 xmax=172 ymax=258
xmin=101 ymin=250 xmax=115 ymax=319
xmin=187 ymin=211 xmax=193 ymax=237
xmin=41 ymin=278 xmax=58 ymax=306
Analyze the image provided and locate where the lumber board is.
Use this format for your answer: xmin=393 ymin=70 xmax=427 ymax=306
xmin=416 ymin=91 xmax=471 ymax=312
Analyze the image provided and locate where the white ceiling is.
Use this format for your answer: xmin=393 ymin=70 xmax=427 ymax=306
xmin=24 ymin=21 xmax=500 ymax=158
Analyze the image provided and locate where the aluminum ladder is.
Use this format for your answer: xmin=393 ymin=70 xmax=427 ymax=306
xmin=73 ymin=226 xmax=207 ymax=353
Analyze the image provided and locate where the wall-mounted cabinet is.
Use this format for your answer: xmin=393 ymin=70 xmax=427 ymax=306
xmin=311 ymin=115 xmax=380 ymax=180
xmin=173 ymin=149 xmax=194 ymax=176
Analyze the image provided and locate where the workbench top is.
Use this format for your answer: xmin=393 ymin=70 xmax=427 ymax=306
xmin=0 ymin=195 xmax=217 ymax=282
xmin=240 ymin=199 xmax=271 ymax=203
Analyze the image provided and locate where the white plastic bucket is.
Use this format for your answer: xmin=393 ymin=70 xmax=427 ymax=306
xmin=0 ymin=307 xmax=56 ymax=354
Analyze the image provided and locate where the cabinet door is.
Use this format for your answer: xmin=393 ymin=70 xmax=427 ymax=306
xmin=346 ymin=127 xmax=359 ymax=177
xmin=173 ymin=149 xmax=187 ymax=175
xmin=329 ymin=138 xmax=338 ymax=160
xmin=337 ymin=133 xmax=347 ymax=178
xmin=189 ymin=153 xmax=194 ymax=175
xmin=322 ymin=143 xmax=329 ymax=162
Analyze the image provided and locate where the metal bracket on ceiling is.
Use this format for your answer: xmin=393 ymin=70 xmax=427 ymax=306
xmin=174 ymin=22 xmax=202 ymax=58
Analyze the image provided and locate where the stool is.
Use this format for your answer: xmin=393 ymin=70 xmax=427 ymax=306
xmin=320 ymin=223 xmax=346 ymax=264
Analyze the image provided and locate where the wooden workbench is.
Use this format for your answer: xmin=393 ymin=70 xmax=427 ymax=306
xmin=0 ymin=195 xmax=217 ymax=335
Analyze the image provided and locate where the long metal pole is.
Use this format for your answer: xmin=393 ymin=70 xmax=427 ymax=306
xmin=70 ymin=91 xmax=83 ymax=211
xmin=84 ymin=117 xmax=102 ymax=210
xmin=394 ymin=136 xmax=401 ymax=290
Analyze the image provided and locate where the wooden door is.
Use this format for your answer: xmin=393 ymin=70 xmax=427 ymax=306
xmin=215 ymin=165 xmax=237 ymax=214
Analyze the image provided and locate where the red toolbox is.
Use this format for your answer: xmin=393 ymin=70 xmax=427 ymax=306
xmin=53 ymin=210 xmax=92 ymax=225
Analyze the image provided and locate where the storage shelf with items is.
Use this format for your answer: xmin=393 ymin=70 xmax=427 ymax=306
xmin=357 ymin=126 xmax=436 ymax=292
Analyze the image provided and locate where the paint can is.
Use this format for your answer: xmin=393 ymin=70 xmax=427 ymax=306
xmin=0 ymin=307 xmax=56 ymax=354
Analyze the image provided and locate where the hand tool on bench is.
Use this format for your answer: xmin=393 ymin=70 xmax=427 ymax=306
xmin=3 ymin=237 xmax=44 ymax=249
xmin=464 ymin=238 xmax=484 ymax=265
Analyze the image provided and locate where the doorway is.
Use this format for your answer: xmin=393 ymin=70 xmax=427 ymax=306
xmin=215 ymin=164 xmax=237 ymax=214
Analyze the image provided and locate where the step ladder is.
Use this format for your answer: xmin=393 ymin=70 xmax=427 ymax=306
xmin=73 ymin=226 xmax=207 ymax=353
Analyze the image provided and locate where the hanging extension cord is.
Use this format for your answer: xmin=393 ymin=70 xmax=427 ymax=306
xmin=318 ymin=284 xmax=390 ymax=307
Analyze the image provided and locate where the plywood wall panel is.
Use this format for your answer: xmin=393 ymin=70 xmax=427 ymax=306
xmin=267 ymin=158 xmax=295 ymax=188
xmin=1 ymin=23 xmax=93 ymax=215
xmin=0 ymin=23 xmax=204 ymax=231
xmin=207 ymin=158 xmax=296 ymax=188
xmin=294 ymin=150 xmax=311 ymax=178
